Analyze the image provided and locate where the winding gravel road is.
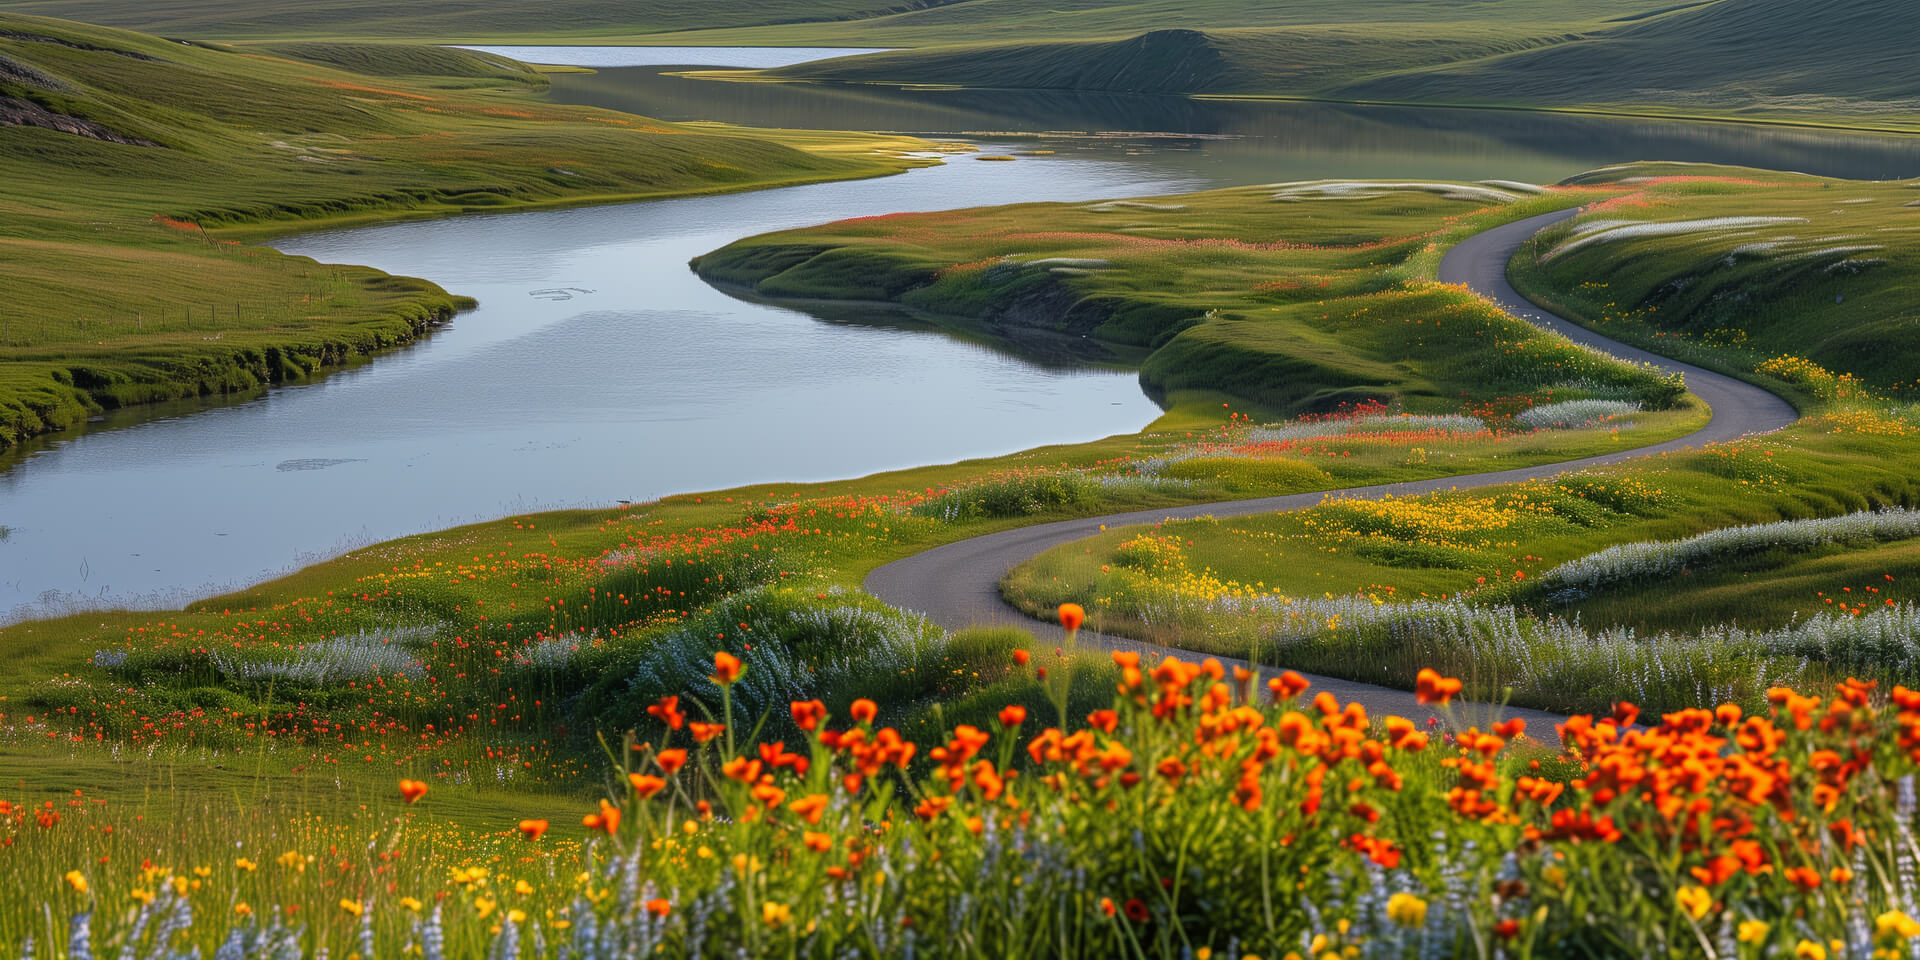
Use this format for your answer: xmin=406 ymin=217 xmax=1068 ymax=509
xmin=864 ymin=208 xmax=1799 ymax=740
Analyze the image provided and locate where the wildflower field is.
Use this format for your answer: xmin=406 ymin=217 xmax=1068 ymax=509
xmin=9 ymin=165 xmax=1920 ymax=956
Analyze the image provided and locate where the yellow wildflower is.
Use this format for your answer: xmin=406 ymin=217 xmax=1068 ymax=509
xmin=1386 ymin=893 xmax=1428 ymax=928
xmin=1676 ymin=886 xmax=1712 ymax=921
xmin=62 ymin=871 xmax=88 ymax=895
xmin=1879 ymin=912 xmax=1920 ymax=942
xmin=762 ymin=902 xmax=791 ymax=927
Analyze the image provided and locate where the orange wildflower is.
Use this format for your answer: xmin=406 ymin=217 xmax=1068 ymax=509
xmin=1415 ymin=669 xmax=1462 ymax=705
xmin=712 ymin=651 xmax=743 ymax=685
xmin=1058 ymin=603 xmax=1086 ymax=632
xmin=656 ymin=749 xmax=688 ymax=776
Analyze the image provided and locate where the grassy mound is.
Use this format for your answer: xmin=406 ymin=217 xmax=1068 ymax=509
xmin=1509 ymin=162 xmax=1920 ymax=394
xmin=694 ymin=180 xmax=1682 ymax=418
xmin=0 ymin=14 xmax=921 ymax=447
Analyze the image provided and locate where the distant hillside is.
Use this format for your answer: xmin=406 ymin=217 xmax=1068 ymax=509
xmin=764 ymin=0 xmax=1919 ymax=127
xmin=1337 ymin=0 xmax=1920 ymax=113
xmin=766 ymin=26 xmax=1580 ymax=96
xmin=0 ymin=0 xmax=1665 ymax=42
xmin=0 ymin=0 xmax=975 ymax=39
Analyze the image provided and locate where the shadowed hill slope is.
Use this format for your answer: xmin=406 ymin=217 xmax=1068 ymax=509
xmin=766 ymin=26 xmax=1574 ymax=96
xmin=0 ymin=0 xmax=1667 ymax=42
xmin=752 ymin=0 xmax=1914 ymax=128
xmin=1338 ymin=0 xmax=1920 ymax=112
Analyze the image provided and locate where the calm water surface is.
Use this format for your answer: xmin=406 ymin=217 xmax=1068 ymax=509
xmin=455 ymin=46 xmax=891 ymax=68
xmin=6 ymin=51 xmax=1920 ymax=619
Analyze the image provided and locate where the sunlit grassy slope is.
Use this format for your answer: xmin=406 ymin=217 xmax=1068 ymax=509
xmin=0 ymin=15 xmax=922 ymax=447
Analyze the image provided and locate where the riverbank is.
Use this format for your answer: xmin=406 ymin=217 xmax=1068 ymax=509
xmin=0 ymin=15 xmax=933 ymax=448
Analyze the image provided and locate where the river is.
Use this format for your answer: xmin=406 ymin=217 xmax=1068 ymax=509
xmin=5 ymin=48 xmax=1920 ymax=620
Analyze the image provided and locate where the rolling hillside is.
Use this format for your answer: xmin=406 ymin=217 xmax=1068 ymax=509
xmin=0 ymin=0 xmax=975 ymax=40
xmin=1337 ymin=0 xmax=1920 ymax=115
xmin=0 ymin=0 xmax=1668 ymax=42
xmin=759 ymin=0 xmax=1918 ymax=127
xmin=763 ymin=25 xmax=1584 ymax=97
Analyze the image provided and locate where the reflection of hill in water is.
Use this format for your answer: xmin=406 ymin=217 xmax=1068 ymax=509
xmin=552 ymin=68 xmax=1920 ymax=181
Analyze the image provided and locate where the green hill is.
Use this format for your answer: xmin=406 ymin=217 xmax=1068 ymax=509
xmin=764 ymin=25 xmax=1581 ymax=96
xmin=0 ymin=14 xmax=920 ymax=448
xmin=0 ymin=0 xmax=1668 ymax=42
xmin=0 ymin=0 xmax=975 ymax=40
xmin=1337 ymin=0 xmax=1920 ymax=115
xmin=752 ymin=0 xmax=1916 ymax=128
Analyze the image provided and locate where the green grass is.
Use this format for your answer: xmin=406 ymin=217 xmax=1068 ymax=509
xmin=0 ymin=14 xmax=929 ymax=447
xmin=694 ymin=181 xmax=1683 ymax=419
xmin=1510 ymin=162 xmax=1920 ymax=395
xmin=1002 ymin=410 xmax=1920 ymax=715
xmin=1562 ymin=535 xmax=1920 ymax=633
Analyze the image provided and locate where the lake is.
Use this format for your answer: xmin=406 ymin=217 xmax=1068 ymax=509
xmin=6 ymin=50 xmax=1920 ymax=620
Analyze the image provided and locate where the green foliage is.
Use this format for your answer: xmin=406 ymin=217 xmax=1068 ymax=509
xmin=911 ymin=473 xmax=1094 ymax=520
xmin=581 ymin=587 xmax=947 ymax=736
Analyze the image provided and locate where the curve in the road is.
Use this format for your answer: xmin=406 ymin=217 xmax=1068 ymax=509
xmin=865 ymin=207 xmax=1800 ymax=741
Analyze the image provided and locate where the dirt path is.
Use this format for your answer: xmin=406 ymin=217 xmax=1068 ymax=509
xmin=864 ymin=208 xmax=1799 ymax=742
